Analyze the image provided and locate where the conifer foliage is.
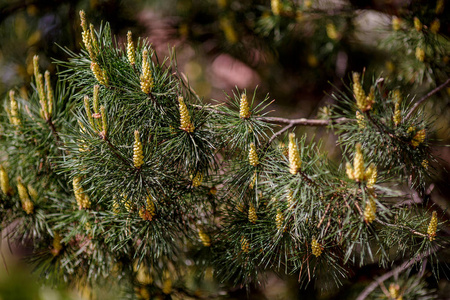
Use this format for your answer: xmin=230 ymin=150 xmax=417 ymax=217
xmin=0 ymin=5 xmax=449 ymax=300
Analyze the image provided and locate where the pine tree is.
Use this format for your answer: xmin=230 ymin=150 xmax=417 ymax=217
xmin=0 ymin=2 xmax=449 ymax=299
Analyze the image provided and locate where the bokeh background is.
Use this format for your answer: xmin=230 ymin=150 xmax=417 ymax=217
xmin=1 ymin=0 xmax=449 ymax=299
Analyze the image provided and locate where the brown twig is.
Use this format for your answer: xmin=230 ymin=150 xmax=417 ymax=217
xmin=195 ymin=104 xmax=350 ymax=127
xmin=354 ymin=200 xmax=363 ymax=216
xmin=355 ymin=245 xmax=442 ymax=300
xmin=405 ymin=78 xmax=450 ymax=120
xmin=267 ymin=123 xmax=294 ymax=146
xmin=258 ymin=116 xmax=349 ymax=126
xmin=374 ymin=219 xmax=427 ymax=238
xmin=317 ymin=203 xmax=332 ymax=228
xmin=198 ymin=103 xmax=350 ymax=151
xmin=365 ymin=111 xmax=400 ymax=143
xmin=46 ymin=117 xmax=62 ymax=145
xmin=191 ymin=104 xmax=230 ymax=116
xmin=299 ymin=170 xmax=318 ymax=187
xmin=45 ymin=117 xmax=72 ymax=156
xmin=342 ymin=195 xmax=353 ymax=211
xmin=263 ymin=117 xmax=349 ymax=149
xmin=104 ymin=136 xmax=131 ymax=166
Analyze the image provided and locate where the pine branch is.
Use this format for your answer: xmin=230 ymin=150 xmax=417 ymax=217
xmin=298 ymin=170 xmax=318 ymax=187
xmin=197 ymin=104 xmax=350 ymax=127
xmin=193 ymin=104 xmax=230 ymax=116
xmin=2 ymin=9 xmax=448 ymax=298
xmin=258 ymin=116 xmax=349 ymax=126
xmin=45 ymin=116 xmax=70 ymax=156
xmin=46 ymin=117 xmax=62 ymax=146
xmin=267 ymin=123 xmax=294 ymax=146
xmin=405 ymin=78 xmax=450 ymax=120
xmin=103 ymin=136 xmax=132 ymax=167
xmin=364 ymin=111 xmax=401 ymax=143
xmin=374 ymin=219 xmax=427 ymax=238
xmin=355 ymin=245 xmax=443 ymax=300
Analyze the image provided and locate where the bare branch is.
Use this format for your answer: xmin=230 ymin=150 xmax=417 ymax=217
xmin=374 ymin=219 xmax=427 ymax=238
xmin=405 ymin=78 xmax=450 ymax=120
xmin=267 ymin=124 xmax=294 ymax=146
xmin=356 ymin=245 xmax=442 ymax=300
xmin=195 ymin=104 xmax=350 ymax=127
xmin=104 ymin=136 xmax=132 ymax=167
xmin=46 ymin=117 xmax=62 ymax=145
xmin=258 ymin=116 xmax=349 ymax=126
